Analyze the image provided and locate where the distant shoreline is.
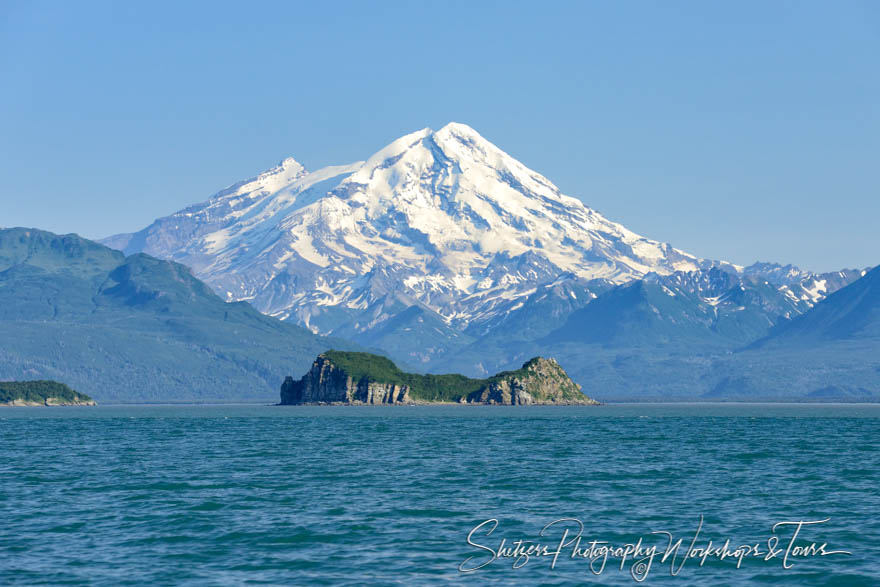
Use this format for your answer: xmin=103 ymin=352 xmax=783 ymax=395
xmin=15 ymin=401 xmax=880 ymax=407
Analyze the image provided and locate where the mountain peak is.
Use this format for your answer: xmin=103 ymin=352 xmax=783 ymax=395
xmin=106 ymin=124 xmax=716 ymax=337
xmin=278 ymin=156 xmax=306 ymax=172
xmin=431 ymin=122 xmax=508 ymax=164
xmin=435 ymin=121 xmax=483 ymax=139
xmin=358 ymin=123 xmax=499 ymax=175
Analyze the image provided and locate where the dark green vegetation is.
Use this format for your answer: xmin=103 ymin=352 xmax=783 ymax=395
xmin=0 ymin=228 xmax=357 ymax=402
xmin=0 ymin=380 xmax=93 ymax=405
xmin=320 ymin=350 xmax=582 ymax=402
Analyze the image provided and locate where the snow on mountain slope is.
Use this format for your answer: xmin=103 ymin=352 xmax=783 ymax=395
xmin=101 ymin=123 xmax=739 ymax=335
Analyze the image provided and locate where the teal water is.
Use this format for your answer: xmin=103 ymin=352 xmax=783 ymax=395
xmin=1 ymin=404 xmax=878 ymax=585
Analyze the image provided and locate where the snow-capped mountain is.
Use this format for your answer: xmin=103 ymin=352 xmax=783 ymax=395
xmin=104 ymin=122 xmax=861 ymax=371
xmin=105 ymin=123 xmax=725 ymax=332
xmin=647 ymin=266 xmax=865 ymax=319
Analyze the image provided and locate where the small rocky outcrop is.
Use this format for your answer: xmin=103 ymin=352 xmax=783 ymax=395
xmin=279 ymin=352 xmax=597 ymax=405
xmin=465 ymin=357 xmax=598 ymax=405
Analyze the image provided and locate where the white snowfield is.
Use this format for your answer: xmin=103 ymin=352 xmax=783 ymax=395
xmin=103 ymin=123 xmax=837 ymax=335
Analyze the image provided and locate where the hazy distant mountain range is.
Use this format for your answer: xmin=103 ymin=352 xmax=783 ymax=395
xmin=0 ymin=228 xmax=357 ymax=402
xmin=2 ymin=123 xmax=876 ymax=402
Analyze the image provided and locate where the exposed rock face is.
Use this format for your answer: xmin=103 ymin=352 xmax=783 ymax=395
xmin=1 ymin=397 xmax=97 ymax=407
xmin=279 ymin=353 xmax=596 ymax=405
xmin=466 ymin=357 xmax=598 ymax=405
xmin=280 ymin=356 xmax=411 ymax=405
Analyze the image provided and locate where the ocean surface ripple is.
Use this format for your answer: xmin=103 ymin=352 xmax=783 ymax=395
xmin=1 ymin=404 xmax=878 ymax=585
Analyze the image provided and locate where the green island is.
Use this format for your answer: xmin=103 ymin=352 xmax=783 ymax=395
xmin=0 ymin=380 xmax=96 ymax=406
xmin=280 ymin=351 xmax=597 ymax=405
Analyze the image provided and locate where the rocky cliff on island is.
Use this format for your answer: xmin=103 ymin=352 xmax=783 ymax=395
xmin=0 ymin=380 xmax=96 ymax=406
xmin=280 ymin=351 xmax=597 ymax=405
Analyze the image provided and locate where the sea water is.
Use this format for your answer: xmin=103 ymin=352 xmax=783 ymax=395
xmin=1 ymin=404 xmax=878 ymax=585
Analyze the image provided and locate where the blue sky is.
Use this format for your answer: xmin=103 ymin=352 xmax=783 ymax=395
xmin=1 ymin=0 xmax=877 ymax=272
